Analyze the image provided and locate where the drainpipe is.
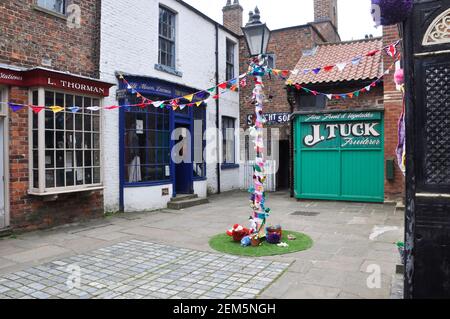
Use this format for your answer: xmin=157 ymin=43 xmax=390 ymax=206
xmin=215 ymin=23 xmax=221 ymax=194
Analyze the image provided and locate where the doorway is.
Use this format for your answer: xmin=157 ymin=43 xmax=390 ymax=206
xmin=277 ymin=140 xmax=290 ymax=190
xmin=173 ymin=122 xmax=193 ymax=195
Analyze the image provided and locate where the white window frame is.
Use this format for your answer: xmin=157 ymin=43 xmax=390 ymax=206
xmin=158 ymin=5 xmax=177 ymax=69
xmin=226 ymin=39 xmax=236 ymax=81
xmin=0 ymin=86 xmax=9 ymax=228
xmin=28 ymin=88 xmax=104 ymax=196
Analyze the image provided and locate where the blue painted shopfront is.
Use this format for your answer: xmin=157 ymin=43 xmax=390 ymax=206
xmin=118 ymin=75 xmax=207 ymax=211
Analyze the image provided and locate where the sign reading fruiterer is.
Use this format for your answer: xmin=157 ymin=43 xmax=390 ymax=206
xmin=299 ymin=111 xmax=383 ymax=149
xmin=247 ymin=112 xmax=291 ymax=125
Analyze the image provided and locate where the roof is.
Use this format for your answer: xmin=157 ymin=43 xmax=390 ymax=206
xmin=288 ymin=38 xmax=383 ymax=85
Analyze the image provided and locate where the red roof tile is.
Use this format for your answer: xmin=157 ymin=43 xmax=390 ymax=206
xmin=288 ymin=38 xmax=383 ymax=85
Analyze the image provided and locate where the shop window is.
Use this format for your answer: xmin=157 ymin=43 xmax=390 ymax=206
xmin=226 ymin=40 xmax=236 ymax=81
xmin=222 ymin=116 xmax=236 ymax=164
xmin=193 ymin=107 xmax=206 ymax=179
xmin=296 ymin=94 xmax=326 ymax=110
xmin=124 ymin=99 xmax=171 ymax=184
xmin=158 ymin=6 xmax=176 ymax=69
xmin=36 ymin=0 xmax=66 ymax=14
xmin=31 ymin=90 xmax=101 ymax=193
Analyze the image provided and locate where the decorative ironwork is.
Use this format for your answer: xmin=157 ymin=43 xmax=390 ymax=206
xmin=424 ymin=63 xmax=450 ymax=185
xmin=423 ymin=8 xmax=450 ymax=45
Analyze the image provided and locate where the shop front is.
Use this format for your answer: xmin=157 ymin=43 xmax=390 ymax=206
xmin=118 ymin=75 xmax=207 ymax=212
xmin=0 ymin=65 xmax=114 ymax=231
xmin=293 ymin=110 xmax=385 ymax=203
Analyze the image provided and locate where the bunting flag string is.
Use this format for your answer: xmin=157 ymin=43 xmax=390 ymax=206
xmin=286 ymin=59 xmax=399 ymax=99
xmin=267 ymin=39 xmax=401 ymax=80
xmin=4 ymin=40 xmax=401 ymax=114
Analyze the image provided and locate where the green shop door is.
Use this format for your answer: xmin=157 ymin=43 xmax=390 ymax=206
xmin=294 ymin=111 xmax=384 ymax=203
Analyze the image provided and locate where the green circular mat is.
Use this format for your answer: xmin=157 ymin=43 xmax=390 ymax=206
xmin=209 ymin=231 xmax=313 ymax=257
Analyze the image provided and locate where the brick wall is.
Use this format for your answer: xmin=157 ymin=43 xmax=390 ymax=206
xmin=239 ymin=26 xmax=317 ymax=141
xmin=222 ymin=3 xmax=243 ymax=36
xmin=1 ymin=0 xmax=104 ymax=231
xmin=8 ymin=87 xmax=103 ymax=232
xmin=0 ymin=0 xmax=100 ymax=78
xmin=383 ymin=25 xmax=405 ymax=199
xmin=314 ymin=0 xmax=338 ymax=29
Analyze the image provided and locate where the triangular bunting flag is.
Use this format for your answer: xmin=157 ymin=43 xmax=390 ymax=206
xmin=153 ymin=101 xmax=164 ymax=108
xmin=294 ymin=84 xmax=302 ymax=90
xmin=326 ymin=94 xmax=333 ymax=100
xmin=31 ymin=106 xmax=45 ymax=114
xmin=9 ymin=103 xmax=25 ymax=112
xmin=365 ymin=85 xmax=371 ymax=92
xmin=213 ymin=94 xmax=220 ymax=100
xmin=336 ymin=62 xmax=347 ymax=71
xmin=104 ymin=105 xmax=120 ymax=110
xmin=366 ymin=50 xmax=380 ymax=57
xmin=68 ymin=106 xmax=80 ymax=113
xmin=312 ymin=68 xmax=321 ymax=75
xmin=291 ymin=69 xmax=299 ymax=76
xmin=184 ymin=94 xmax=194 ymax=102
xmin=311 ymin=90 xmax=318 ymax=96
xmin=218 ymin=82 xmax=227 ymax=90
xmin=348 ymin=93 xmax=354 ymax=99
xmin=87 ymin=106 xmax=101 ymax=112
xmin=179 ymin=104 xmax=186 ymax=110
xmin=340 ymin=94 xmax=347 ymax=99
xmin=323 ymin=65 xmax=334 ymax=72
xmin=351 ymin=56 xmax=362 ymax=65
xmin=50 ymin=106 xmax=64 ymax=113
xmin=195 ymin=101 xmax=202 ymax=107
xmin=354 ymin=91 xmax=360 ymax=97
xmin=303 ymin=69 xmax=311 ymax=75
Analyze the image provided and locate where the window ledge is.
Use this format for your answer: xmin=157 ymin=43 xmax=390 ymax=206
xmin=28 ymin=186 xmax=104 ymax=197
xmin=154 ymin=64 xmax=183 ymax=77
xmin=33 ymin=5 xmax=67 ymax=20
xmin=221 ymin=163 xmax=240 ymax=170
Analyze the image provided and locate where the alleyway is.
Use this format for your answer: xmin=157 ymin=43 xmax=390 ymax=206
xmin=0 ymin=191 xmax=404 ymax=299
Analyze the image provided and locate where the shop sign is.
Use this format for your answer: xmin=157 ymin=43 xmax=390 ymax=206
xmin=0 ymin=68 xmax=24 ymax=86
xmin=300 ymin=112 xmax=383 ymax=149
xmin=247 ymin=112 xmax=291 ymax=125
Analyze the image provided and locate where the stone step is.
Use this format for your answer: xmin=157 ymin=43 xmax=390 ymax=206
xmin=167 ymin=197 xmax=209 ymax=210
xmin=0 ymin=227 xmax=12 ymax=238
xmin=170 ymin=194 xmax=198 ymax=202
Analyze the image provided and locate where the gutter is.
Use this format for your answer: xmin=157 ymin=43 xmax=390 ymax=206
xmin=215 ymin=23 xmax=221 ymax=194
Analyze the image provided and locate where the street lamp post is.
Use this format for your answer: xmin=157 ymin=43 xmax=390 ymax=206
xmin=242 ymin=7 xmax=272 ymax=238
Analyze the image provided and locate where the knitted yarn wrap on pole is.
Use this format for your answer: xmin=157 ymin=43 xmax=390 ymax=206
xmin=248 ymin=55 xmax=271 ymax=238
xmin=371 ymin=0 xmax=413 ymax=26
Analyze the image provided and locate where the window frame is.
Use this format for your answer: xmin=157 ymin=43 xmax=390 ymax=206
xmin=158 ymin=6 xmax=177 ymax=69
xmin=0 ymin=86 xmax=10 ymax=228
xmin=222 ymin=116 xmax=237 ymax=165
xmin=35 ymin=0 xmax=66 ymax=15
xmin=226 ymin=39 xmax=236 ymax=81
xmin=28 ymin=88 xmax=103 ymax=195
xmin=122 ymin=94 xmax=172 ymax=187
xmin=295 ymin=93 xmax=327 ymax=111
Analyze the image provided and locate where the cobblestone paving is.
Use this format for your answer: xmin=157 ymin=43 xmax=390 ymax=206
xmin=0 ymin=240 xmax=290 ymax=299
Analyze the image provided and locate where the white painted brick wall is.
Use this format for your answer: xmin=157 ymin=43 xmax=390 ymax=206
xmin=100 ymin=0 xmax=240 ymax=211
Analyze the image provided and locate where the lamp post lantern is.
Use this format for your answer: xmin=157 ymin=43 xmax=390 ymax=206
xmin=242 ymin=7 xmax=272 ymax=239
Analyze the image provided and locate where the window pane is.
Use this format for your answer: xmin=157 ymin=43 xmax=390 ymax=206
xmin=56 ymin=169 xmax=65 ymax=187
xmin=56 ymin=131 xmax=64 ymax=149
xmin=75 ymin=114 xmax=82 ymax=130
xmin=66 ymin=132 xmax=74 ymax=148
xmin=75 ymin=168 xmax=84 ymax=185
xmin=66 ymin=112 xmax=74 ymax=130
xmin=93 ymin=168 xmax=101 ymax=184
xmin=84 ymin=114 xmax=91 ymax=131
xmin=76 ymin=151 xmax=83 ymax=167
xmin=46 ymin=170 xmax=55 ymax=188
xmin=45 ymin=130 xmax=54 ymax=148
xmin=84 ymin=133 xmax=92 ymax=148
xmin=33 ymin=170 xmax=39 ymax=189
xmin=66 ymin=169 xmax=75 ymax=186
xmin=84 ymin=151 xmax=92 ymax=166
xmin=75 ymin=132 xmax=83 ymax=149
xmin=92 ymin=116 xmax=100 ymax=132
xmin=46 ymin=150 xmax=55 ymax=168
xmin=45 ymin=111 xmax=54 ymax=130
xmin=93 ymin=151 xmax=100 ymax=166
xmin=56 ymin=151 xmax=64 ymax=168
xmin=85 ymin=168 xmax=92 ymax=184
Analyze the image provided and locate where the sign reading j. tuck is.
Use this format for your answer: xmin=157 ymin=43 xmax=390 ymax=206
xmin=299 ymin=111 xmax=383 ymax=149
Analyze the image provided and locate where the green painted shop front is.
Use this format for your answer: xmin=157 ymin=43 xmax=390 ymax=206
xmin=294 ymin=111 xmax=385 ymax=203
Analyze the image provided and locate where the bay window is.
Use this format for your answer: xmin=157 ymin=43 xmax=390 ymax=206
xmin=30 ymin=89 xmax=102 ymax=194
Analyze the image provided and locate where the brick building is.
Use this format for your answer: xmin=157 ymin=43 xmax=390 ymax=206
xmin=0 ymin=0 xmax=113 ymax=232
xmin=222 ymin=0 xmax=340 ymax=191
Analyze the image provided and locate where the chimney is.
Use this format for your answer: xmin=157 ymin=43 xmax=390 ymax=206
xmin=314 ymin=0 xmax=338 ymax=30
xmin=222 ymin=0 xmax=243 ymax=35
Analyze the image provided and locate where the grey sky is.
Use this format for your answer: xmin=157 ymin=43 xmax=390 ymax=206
xmin=183 ymin=0 xmax=382 ymax=41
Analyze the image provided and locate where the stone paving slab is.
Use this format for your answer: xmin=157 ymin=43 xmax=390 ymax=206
xmin=0 ymin=240 xmax=290 ymax=299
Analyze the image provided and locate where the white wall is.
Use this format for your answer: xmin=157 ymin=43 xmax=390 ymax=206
xmin=124 ymin=184 xmax=173 ymax=212
xmin=100 ymin=0 xmax=240 ymax=212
